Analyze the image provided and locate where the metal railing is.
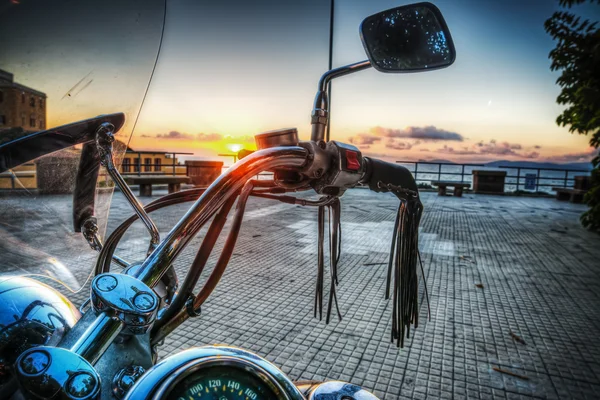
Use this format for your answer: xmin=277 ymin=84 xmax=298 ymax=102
xmin=396 ymin=160 xmax=592 ymax=193
xmin=396 ymin=161 xmax=484 ymax=185
xmin=0 ymin=161 xmax=36 ymax=190
xmin=2 ymin=157 xmax=591 ymax=194
xmin=0 ymin=171 xmax=36 ymax=189
xmin=499 ymin=165 xmax=590 ymax=192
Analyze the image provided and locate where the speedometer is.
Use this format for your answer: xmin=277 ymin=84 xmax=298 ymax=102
xmin=125 ymin=346 xmax=305 ymax=400
xmin=169 ymin=365 xmax=277 ymax=400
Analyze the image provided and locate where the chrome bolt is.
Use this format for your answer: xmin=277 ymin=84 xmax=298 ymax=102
xmin=66 ymin=371 xmax=97 ymax=398
xmin=19 ymin=350 xmax=50 ymax=375
xmin=97 ymin=122 xmax=115 ymax=142
xmin=133 ymin=292 xmax=155 ymax=311
xmin=96 ymin=275 xmax=118 ymax=292
xmin=112 ymin=365 xmax=146 ymax=399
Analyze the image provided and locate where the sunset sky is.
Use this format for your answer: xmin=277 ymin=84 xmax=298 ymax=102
xmin=1 ymin=0 xmax=599 ymax=165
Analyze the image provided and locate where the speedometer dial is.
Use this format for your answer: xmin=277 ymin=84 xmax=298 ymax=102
xmin=168 ymin=365 xmax=278 ymax=400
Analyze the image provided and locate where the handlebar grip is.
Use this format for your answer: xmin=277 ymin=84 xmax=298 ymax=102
xmin=361 ymin=157 xmax=418 ymax=193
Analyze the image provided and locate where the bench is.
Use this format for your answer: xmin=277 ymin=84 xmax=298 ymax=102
xmin=431 ymin=181 xmax=470 ymax=197
xmin=552 ymin=187 xmax=587 ymax=203
xmin=124 ymin=175 xmax=190 ymax=196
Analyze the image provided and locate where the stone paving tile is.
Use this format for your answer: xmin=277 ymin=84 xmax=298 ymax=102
xmin=144 ymin=190 xmax=600 ymax=399
xmin=1 ymin=189 xmax=599 ymax=399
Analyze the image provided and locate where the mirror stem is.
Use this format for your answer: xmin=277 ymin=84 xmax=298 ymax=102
xmin=326 ymin=0 xmax=335 ymax=142
xmin=310 ymin=60 xmax=372 ymax=142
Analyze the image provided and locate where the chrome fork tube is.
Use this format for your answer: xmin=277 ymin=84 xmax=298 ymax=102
xmin=69 ymin=313 xmax=124 ymax=365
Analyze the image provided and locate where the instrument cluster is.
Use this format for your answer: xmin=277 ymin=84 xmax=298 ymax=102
xmin=126 ymin=346 xmax=305 ymax=400
xmin=126 ymin=346 xmax=380 ymax=400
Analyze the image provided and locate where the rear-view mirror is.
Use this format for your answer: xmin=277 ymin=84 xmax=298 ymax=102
xmin=360 ymin=2 xmax=456 ymax=73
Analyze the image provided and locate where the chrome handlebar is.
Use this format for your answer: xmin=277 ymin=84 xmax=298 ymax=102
xmin=133 ymin=145 xmax=308 ymax=288
xmin=16 ymin=135 xmax=414 ymax=400
xmin=76 ymin=146 xmax=309 ymax=365
xmin=68 ymin=137 xmax=418 ymax=367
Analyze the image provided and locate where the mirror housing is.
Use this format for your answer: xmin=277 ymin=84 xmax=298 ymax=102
xmin=360 ymin=2 xmax=455 ymax=73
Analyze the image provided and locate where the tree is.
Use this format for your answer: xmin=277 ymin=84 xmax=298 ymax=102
xmin=545 ymin=0 xmax=600 ymax=231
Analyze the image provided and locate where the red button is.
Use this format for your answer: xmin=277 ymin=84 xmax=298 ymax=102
xmin=346 ymin=150 xmax=360 ymax=171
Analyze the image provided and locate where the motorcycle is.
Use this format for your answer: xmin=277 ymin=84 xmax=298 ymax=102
xmin=0 ymin=2 xmax=455 ymax=399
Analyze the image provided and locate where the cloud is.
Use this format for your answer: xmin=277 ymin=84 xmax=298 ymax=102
xmin=522 ymin=151 xmax=540 ymax=159
xmin=155 ymin=131 xmax=195 ymax=140
xmin=545 ymin=148 xmax=598 ymax=163
xmin=437 ymin=140 xmax=543 ymax=159
xmin=237 ymin=135 xmax=256 ymax=143
xmin=347 ymin=126 xmax=463 ymax=153
xmin=371 ymin=125 xmax=464 ymax=141
xmin=142 ymin=131 xmax=223 ymax=141
xmin=348 ymin=134 xmax=382 ymax=145
xmin=534 ymin=145 xmax=542 ymax=149
xmin=502 ymin=142 xmax=522 ymax=150
xmin=387 ymin=139 xmax=412 ymax=150
xmin=196 ymin=133 xmax=222 ymax=142
xmin=475 ymin=140 xmax=523 ymax=156
xmin=438 ymin=145 xmax=477 ymax=155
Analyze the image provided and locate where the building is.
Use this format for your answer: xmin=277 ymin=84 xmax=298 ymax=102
xmin=0 ymin=69 xmax=188 ymax=190
xmin=1 ymin=147 xmax=188 ymax=190
xmin=120 ymin=150 xmax=187 ymax=176
xmin=0 ymin=69 xmax=47 ymax=131
xmin=0 ymin=69 xmax=47 ymax=189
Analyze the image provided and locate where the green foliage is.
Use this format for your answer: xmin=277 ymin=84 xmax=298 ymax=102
xmin=581 ymin=168 xmax=600 ymax=230
xmin=545 ymin=0 xmax=600 ymax=231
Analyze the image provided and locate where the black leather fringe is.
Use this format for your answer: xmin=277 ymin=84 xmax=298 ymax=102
xmin=313 ymin=189 xmax=426 ymax=349
xmin=388 ymin=188 xmax=424 ymax=347
xmin=315 ymin=200 xmax=343 ymax=324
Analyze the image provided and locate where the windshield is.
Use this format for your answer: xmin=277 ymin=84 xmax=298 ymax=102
xmin=0 ymin=0 xmax=165 ymax=292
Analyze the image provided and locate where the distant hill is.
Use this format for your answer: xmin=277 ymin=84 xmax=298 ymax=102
xmin=485 ymin=160 xmax=592 ymax=171
xmin=402 ymin=158 xmax=593 ymax=171
xmin=417 ymin=159 xmax=454 ymax=164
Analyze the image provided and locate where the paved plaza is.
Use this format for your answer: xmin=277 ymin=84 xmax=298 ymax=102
xmin=2 ymin=189 xmax=600 ymax=399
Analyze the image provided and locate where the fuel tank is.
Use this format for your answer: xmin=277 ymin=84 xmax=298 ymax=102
xmin=0 ymin=276 xmax=81 ymax=387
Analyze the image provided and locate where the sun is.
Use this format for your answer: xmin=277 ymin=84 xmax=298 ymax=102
xmin=227 ymin=143 xmax=243 ymax=153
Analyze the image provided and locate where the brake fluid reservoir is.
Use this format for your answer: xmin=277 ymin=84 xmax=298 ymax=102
xmin=255 ymin=128 xmax=299 ymax=150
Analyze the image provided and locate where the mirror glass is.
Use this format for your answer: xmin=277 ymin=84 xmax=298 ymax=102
xmin=360 ymin=2 xmax=455 ymax=72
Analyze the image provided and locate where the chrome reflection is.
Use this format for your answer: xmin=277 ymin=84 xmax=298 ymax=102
xmin=309 ymin=381 xmax=380 ymax=399
xmin=0 ymin=276 xmax=81 ymax=386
